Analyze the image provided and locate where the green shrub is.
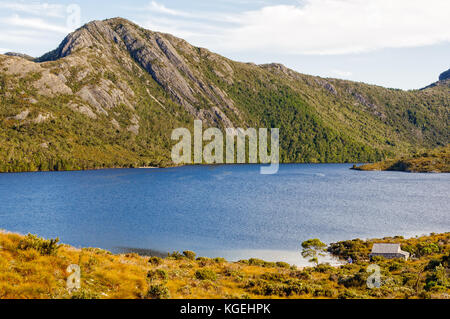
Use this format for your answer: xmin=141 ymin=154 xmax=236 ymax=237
xmin=223 ymin=269 xmax=244 ymax=281
xmin=214 ymin=257 xmax=226 ymax=263
xmin=245 ymin=279 xmax=312 ymax=297
xmin=147 ymin=284 xmax=170 ymax=299
xmin=183 ymin=250 xmax=196 ymax=260
xmin=18 ymin=234 xmax=59 ymax=256
xmin=147 ymin=269 xmax=168 ymax=281
xmin=195 ymin=269 xmax=217 ymax=281
xmin=388 ymin=262 xmax=403 ymax=272
xmin=168 ymin=251 xmax=184 ymax=260
xmin=338 ymin=289 xmax=359 ymax=299
xmin=260 ymin=273 xmax=287 ymax=282
xmin=314 ymin=263 xmax=333 ymax=273
xmin=338 ymin=273 xmax=367 ymax=288
xmin=70 ymin=288 xmax=100 ymax=299
xmin=148 ymin=256 xmax=163 ymax=266
xmin=290 ymin=270 xmax=311 ymax=280
xmin=276 ymin=261 xmax=290 ymax=269
xmin=196 ymin=257 xmax=213 ymax=267
xmin=370 ymin=256 xmax=385 ymax=262
xmin=247 ymin=258 xmax=276 ymax=267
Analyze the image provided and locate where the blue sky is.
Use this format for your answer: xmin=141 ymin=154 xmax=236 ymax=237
xmin=0 ymin=0 xmax=449 ymax=90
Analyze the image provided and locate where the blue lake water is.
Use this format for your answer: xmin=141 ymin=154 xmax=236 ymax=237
xmin=0 ymin=164 xmax=448 ymax=265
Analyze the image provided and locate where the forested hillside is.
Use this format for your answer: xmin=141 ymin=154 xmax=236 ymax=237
xmin=0 ymin=18 xmax=448 ymax=172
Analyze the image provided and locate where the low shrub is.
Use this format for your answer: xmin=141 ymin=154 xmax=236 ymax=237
xmin=18 ymin=234 xmax=59 ymax=256
xmin=70 ymin=288 xmax=100 ymax=299
xmin=196 ymin=257 xmax=213 ymax=267
xmin=290 ymin=270 xmax=311 ymax=280
xmin=147 ymin=269 xmax=168 ymax=281
xmin=148 ymin=256 xmax=163 ymax=266
xmin=214 ymin=257 xmax=226 ymax=263
xmin=195 ymin=269 xmax=217 ymax=281
xmin=183 ymin=251 xmax=196 ymax=260
xmin=247 ymin=258 xmax=276 ymax=268
xmin=260 ymin=273 xmax=287 ymax=282
xmin=338 ymin=272 xmax=367 ymax=288
xmin=275 ymin=261 xmax=290 ymax=269
xmin=167 ymin=251 xmax=184 ymax=260
xmin=147 ymin=284 xmax=170 ymax=299
xmin=314 ymin=263 xmax=333 ymax=273
xmin=338 ymin=289 xmax=359 ymax=299
xmin=388 ymin=262 xmax=403 ymax=272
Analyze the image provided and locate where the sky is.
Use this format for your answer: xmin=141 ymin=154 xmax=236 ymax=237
xmin=0 ymin=0 xmax=449 ymax=90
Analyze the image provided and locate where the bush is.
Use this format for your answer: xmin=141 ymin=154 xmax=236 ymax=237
xmin=260 ymin=273 xmax=287 ymax=282
xmin=147 ymin=269 xmax=168 ymax=281
xmin=314 ymin=263 xmax=333 ymax=273
xmin=195 ymin=269 xmax=217 ymax=281
xmin=276 ymin=261 xmax=290 ymax=269
xmin=183 ymin=250 xmax=196 ymax=260
xmin=245 ymin=279 xmax=313 ymax=297
xmin=18 ymin=234 xmax=59 ymax=256
xmin=167 ymin=251 xmax=184 ymax=260
xmin=328 ymin=239 xmax=370 ymax=261
xmin=388 ymin=262 xmax=403 ymax=272
xmin=147 ymin=284 xmax=170 ymax=299
xmin=247 ymin=258 xmax=276 ymax=268
xmin=71 ymin=288 xmax=100 ymax=299
xmin=214 ymin=257 xmax=226 ymax=263
xmin=223 ymin=269 xmax=244 ymax=281
xmin=290 ymin=270 xmax=311 ymax=280
xmin=196 ymin=257 xmax=213 ymax=266
xmin=338 ymin=289 xmax=359 ymax=299
xmin=148 ymin=256 xmax=163 ymax=266
xmin=338 ymin=273 xmax=367 ymax=288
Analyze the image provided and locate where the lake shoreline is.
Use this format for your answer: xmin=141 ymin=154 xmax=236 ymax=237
xmin=1 ymin=230 xmax=448 ymax=299
xmin=0 ymin=161 xmax=364 ymax=174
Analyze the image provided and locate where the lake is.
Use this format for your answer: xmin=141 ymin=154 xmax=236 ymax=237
xmin=0 ymin=164 xmax=448 ymax=266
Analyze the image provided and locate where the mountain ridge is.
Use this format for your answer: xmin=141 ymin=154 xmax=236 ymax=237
xmin=0 ymin=17 xmax=448 ymax=172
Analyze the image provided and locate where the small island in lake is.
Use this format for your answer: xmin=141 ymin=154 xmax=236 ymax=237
xmin=352 ymin=145 xmax=450 ymax=173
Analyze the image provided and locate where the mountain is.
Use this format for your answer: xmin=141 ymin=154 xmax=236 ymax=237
xmin=0 ymin=18 xmax=448 ymax=172
xmin=4 ymin=52 xmax=35 ymax=61
xmin=439 ymin=69 xmax=450 ymax=81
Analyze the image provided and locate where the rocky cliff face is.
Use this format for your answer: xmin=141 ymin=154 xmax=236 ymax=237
xmin=35 ymin=18 xmax=241 ymax=128
xmin=0 ymin=18 xmax=448 ymax=172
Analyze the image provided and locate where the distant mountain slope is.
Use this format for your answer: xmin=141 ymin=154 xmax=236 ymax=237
xmin=0 ymin=18 xmax=448 ymax=172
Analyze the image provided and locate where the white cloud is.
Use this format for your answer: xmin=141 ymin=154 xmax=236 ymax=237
xmin=1 ymin=14 xmax=71 ymax=34
xmin=142 ymin=0 xmax=450 ymax=55
xmin=0 ymin=48 xmax=10 ymax=54
xmin=147 ymin=1 xmax=188 ymax=17
xmin=0 ymin=2 xmax=65 ymax=18
xmin=0 ymin=29 xmax=56 ymax=44
xmin=331 ymin=69 xmax=352 ymax=78
xmin=220 ymin=0 xmax=450 ymax=55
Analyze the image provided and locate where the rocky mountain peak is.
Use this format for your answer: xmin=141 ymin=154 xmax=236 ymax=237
xmin=36 ymin=19 xmax=124 ymax=62
xmin=439 ymin=68 xmax=450 ymax=82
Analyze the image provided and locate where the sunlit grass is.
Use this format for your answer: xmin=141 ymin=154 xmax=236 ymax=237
xmin=0 ymin=230 xmax=448 ymax=299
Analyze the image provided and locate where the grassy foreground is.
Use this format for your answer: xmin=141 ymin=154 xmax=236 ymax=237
xmin=0 ymin=231 xmax=448 ymax=299
xmin=353 ymin=145 xmax=450 ymax=173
